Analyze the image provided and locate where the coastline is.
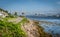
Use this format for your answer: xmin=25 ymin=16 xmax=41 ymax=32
xmin=21 ymin=18 xmax=52 ymax=37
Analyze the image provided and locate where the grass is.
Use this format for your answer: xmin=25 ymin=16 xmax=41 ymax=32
xmin=3 ymin=17 xmax=17 ymax=21
xmin=18 ymin=18 xmax=29 ymax=25
xmin=0 ymin=17 xmax=28 ymax=37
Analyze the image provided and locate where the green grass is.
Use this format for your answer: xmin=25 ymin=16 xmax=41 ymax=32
xmin=18 ymin=18 xmax=29 ymax=24
xmin=3 ymin=17 xmax=16 ymax=20
xmin=0 ymin=18 xmax=27 ymax=37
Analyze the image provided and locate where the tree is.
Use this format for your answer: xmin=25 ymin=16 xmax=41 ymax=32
xmin=8 ymin=13 xmax=11 ymax=16
xmin=0 ymin=8 xmax=3 ymax=11
xmin=14 ymin=12 xmax=18 ymax=16
xmin=4 ymin=10 xmax=8 ymax=13
xmin=0 ymin=8 xmax=8 ymax=13
xmin=35 ymin=13 xmax=37 ymax=16
xmin=22 ymin=12 xmax=24 ymax=16
xmin=22 ymin=12 xmax=25 ymax=16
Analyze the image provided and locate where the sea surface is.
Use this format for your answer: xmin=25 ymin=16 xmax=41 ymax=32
xmin=26 ymin=15 xmax=60 ymax=35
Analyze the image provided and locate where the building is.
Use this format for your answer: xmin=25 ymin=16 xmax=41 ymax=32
xmin=0 ymin=11 xmax=8 ymax=18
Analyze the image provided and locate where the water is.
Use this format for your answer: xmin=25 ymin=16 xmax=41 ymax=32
xmin=26 ymin=15 xmax=60 ymax=35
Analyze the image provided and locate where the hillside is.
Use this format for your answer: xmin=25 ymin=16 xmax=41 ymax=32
xmin=0 ymin=8 xmax=52 ymax=37
xmin=0 ymin=17 xmax=52 ymax=37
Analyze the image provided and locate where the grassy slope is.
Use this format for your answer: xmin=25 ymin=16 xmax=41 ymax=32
xmin=0 ymin=17 xmax=27 ymax=37
xmin=0 ymin=8 xmax=28 ymax=37
xmin=0 ymin=17 xmax=52 ymax=37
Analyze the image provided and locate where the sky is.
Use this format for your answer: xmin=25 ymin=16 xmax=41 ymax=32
xmin=0 ymin=0 xmax=60 ymax=15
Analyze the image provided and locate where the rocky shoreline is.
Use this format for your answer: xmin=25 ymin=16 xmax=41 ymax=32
xmin=21 ymin=19 xmax=52 ymax=37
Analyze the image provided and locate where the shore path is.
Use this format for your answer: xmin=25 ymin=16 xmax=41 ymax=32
xmin=8 ymin=17 xmax=23 ymax=23
xmin=21 ymin=19 xmax=41 ymax=37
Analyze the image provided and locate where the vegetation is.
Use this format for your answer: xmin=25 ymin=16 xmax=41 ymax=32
xmin=0 ymin=18 xmax=27 ymax=37
xmin=0 ymin=8 xmax=52 ymax=37
xmin=0 ymin=8 xmax=8 ymax=13
xmin=0 ymin=8 xmax=4 ymax=11
xmin=22 ymin=12 xmax=24 ymax=15
xmin=0 ymin=8 xmax=27 ymax=37
xmin=14 ymin=12 xmax=18 ymax=16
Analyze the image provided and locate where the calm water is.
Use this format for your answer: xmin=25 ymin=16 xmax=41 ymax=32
xmin=26 ymin=16 xmax=60 ymax=35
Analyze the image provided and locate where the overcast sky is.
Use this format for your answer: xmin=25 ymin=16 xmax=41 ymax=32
xmin=0 ymin=0 xmax=60 ymax=15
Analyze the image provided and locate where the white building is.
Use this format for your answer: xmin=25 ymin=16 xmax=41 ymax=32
xmin=0 ymin=11 xmax=8 ymax=18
